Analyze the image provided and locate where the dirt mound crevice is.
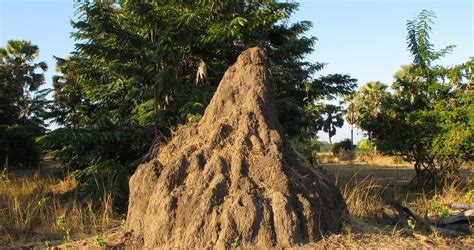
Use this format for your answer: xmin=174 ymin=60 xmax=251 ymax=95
xmin=126 ymin=47 xmax=347 ymax=248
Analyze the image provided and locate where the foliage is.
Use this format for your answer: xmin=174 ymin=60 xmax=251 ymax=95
xmin=356 ymin=139 xmax=375 ymax=158
xmin=426 ymin=195 xmax=450 ymax=218
xmin=93 ymin=232 xmax=107 ymax=248
xmin=0 ymin=40 xmax=49 ymax=168
xmin=316 ymin=104 xmax=345 ymax=144
xmin=42 ymin=0 xmax=355 ymax=205
xmin=38 ymin=127 xmax=151 ymax=206
xmin=0 ymin=125 xmax=42 ymax=168
xmin=289 ymin=138 xmax=319 ymax=164
xmin=352 ymin=81 xmax=389 ymax=140
xmin=317 ymin=140 xmax=332 ymax=152
xmin=332 ymin=138 xmax=354 ymax=155
xmin=56 ymin=214 xmax=72 ymax=249
xmin=341 ymin=93 xmax=356 ymax=145
xmin=0 ymin=169 xmax=119 ymax=244
xmin=352 ymin=10 xmax=473 ymax=185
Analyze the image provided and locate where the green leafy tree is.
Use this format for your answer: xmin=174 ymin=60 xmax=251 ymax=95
xmin=42 ymin=1 xmax=355 ymax=204
xmin=0 ymin=40 xmax=49 ymax=167
xmin=353 ymin=10 xmax=473 ymax=185
xmin=352 ymin=81 xmax=389 ymax=140
xmin=50 ymin=56 xmax=87 ymax=128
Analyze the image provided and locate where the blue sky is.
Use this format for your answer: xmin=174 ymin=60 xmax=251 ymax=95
xmin=1 ymin=0 xmax=472 ymax=143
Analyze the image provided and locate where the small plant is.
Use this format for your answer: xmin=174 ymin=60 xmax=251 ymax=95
xmin=0 ymin=167 xmax=9 ymax=183
xmin=93 ymin=232 xmax=107 ymax=248
xmin=120 ymin=218 xmax=126 ymax=229
xmin=462 ymin=190 xmax=473 ymax=204
xmin=44 ymin=240 xmax=52 ymax=249
xmin=355 ymin=139 xmax=375 ymax=162
xmin=427 ymin=195 xmax=450 ymax=218
xmin=37 ymin=196 xmax=50 ymax=207
xmin=407 ymin=218 xmax=416 ymax=230
xmin=56 ymin=214 xmax=72 ymax=249
xmin=230 ymin=234 xmax=242 ymax=248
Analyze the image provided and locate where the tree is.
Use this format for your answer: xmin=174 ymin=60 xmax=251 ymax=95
xmin=341 ymin=93 xmax=356 ymax=146
xmin=352 ymin=10 xmax=473 ymax=185
xmin=50 ymin=56 xmax=86 ymax=128
xmin=353 ymin=81 xmax=389 ymax=140
xmin=317 ymin=104 xmax=344 ymax=144
xmin=41 ymin=1 xmax=356 ymax=203
xmin=0 ymin=40 xmax=49 ymax=167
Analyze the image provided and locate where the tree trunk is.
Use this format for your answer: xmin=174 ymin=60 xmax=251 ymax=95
xmin=350 ymin=124 xmax=354 ymax=149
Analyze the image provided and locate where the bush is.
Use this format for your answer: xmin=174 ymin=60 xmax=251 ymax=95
xmin=332 ymin=139 xmax=354 ymax=155
xmin=0 ymin=125 xmax=42 ymax=168
xmin=317 ymin=141 xmax=332 ymax=152
xmin=356 ymin=139 xmax=375 ymax=160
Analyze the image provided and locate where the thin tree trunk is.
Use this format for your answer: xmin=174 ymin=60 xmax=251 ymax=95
xmin=350 ymin=124 xmax=354 ymax=149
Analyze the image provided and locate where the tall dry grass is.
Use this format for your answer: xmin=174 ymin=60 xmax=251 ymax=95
xmin=336 ymin=174 xmax=385 ymax=218
xmin=318 ymin=152 xmax=409 ymax=166
xmin=0 ymin=169 xmax=119 ymax=247
xmin=333 ymin=169 xmax=474 ymax=225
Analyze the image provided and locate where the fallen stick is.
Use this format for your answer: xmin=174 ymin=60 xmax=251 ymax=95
xmin=450 ymin=202 xmax=474 ymax=210
xmin=386 ymin=200 xmax=473 ymax=237
xmin=436 ymin=209 xmax=474 ymax=226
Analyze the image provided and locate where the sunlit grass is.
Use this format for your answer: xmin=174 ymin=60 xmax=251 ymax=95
xmin=0 ymin=168 xmax=119 ymax=247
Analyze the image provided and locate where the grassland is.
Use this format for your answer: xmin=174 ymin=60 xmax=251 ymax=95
xmin=318 ymin=155 xmax=474 ymax=248
xmin=1 ymin=155 xmax=473 ymax=248
xmin=0 ymin=158 xmax=121 ymax=248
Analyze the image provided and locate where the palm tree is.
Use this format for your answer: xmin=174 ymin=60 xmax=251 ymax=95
xmin=318 ymin=104 xmax=344 ymax=144
xmin=355 ymin=81 xmax=387 ymax=119
xmin=0 ymin=40 xmax=48 ymax=125
xmin=0 ymin=40 xmax=48 ymax=167
xmin=341 ymin=93 xmax=356 ymax=147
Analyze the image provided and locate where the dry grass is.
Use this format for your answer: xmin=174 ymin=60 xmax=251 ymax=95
xmin=326 ymin=161 xmax=474 ymax=219
xmin=323 ymin=161 xmax=474 ymax=247
xmin=2 ymin=156 xmax=473 ymax=248
xmin=337 ymin=175 xmax=385 ymax=218
xmin=0 ymin=164 xmax=120 ymax=248
xmin=318 ymin=152 xmax=410 ymax=167
xmin=72 ymin=159 xmax=473 ymax=249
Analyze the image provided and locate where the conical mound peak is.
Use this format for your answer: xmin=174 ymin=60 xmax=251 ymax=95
xmin=200 ymin=47 xmax=279 ymax=130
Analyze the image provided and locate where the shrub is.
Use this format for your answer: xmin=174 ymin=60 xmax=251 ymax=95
xmin=317 ymin=141 xmax=332 ymax=152
xmin=332 ymin=138 xmax=354 ymax=155
xmin=0 ymin=125 xmax=42 ymax=168
xmin=356 ymin=139 xmax=375 ymax=161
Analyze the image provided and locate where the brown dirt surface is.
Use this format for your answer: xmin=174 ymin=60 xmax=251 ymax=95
xmin=125 ymin=47 xmax=348 ymax=248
